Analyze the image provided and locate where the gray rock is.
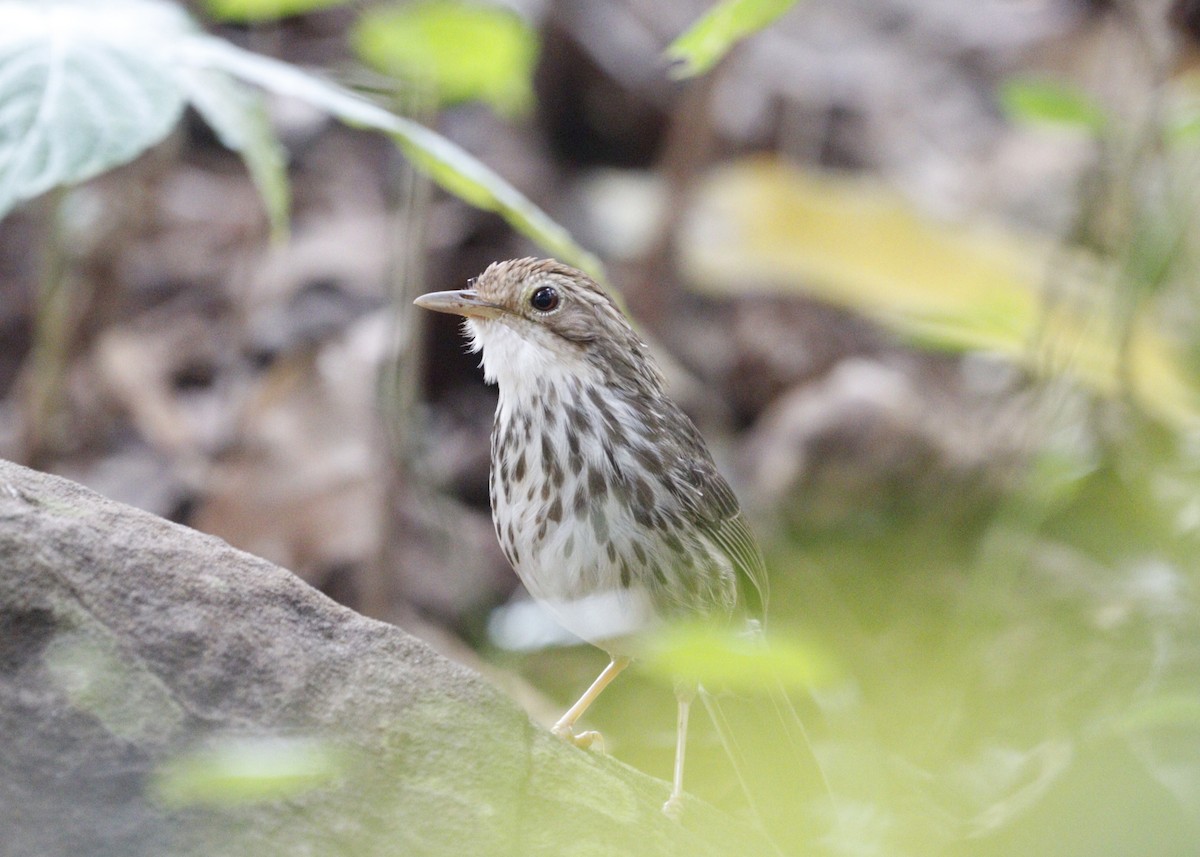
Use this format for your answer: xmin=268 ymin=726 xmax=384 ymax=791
xmin=0 ymin=459 xmax=770 ymax=857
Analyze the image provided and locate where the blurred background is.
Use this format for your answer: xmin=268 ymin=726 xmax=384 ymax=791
xmin=4 ymin=0 xmax=1200 ymax=853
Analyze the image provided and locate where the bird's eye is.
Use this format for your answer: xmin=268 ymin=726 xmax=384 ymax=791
xmin=529 ymin=286 xmax=559 ymax=312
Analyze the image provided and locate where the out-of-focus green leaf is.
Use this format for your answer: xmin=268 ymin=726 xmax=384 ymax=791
xmin=178 ymin=66 xmax=290 ymax=238
xmin=1165 ymin=111 xmax=1200 ymax=146
xmin=352 ymin=1 xmax=537 ymax=117
xmin=1023 ymin=447 xmax=1098 ymax=514
xmin=960 ymin=742 xmax=1075 ymax=837
xmin=999 ymin=78 xmax=1109 ymax=134
xmin=203 ymin=0 xmax=351 ymax=23
xmin=44 ymin=630 xmax=186 ymax=745
xmin=0 ymin=0 xmax=190 ymax=218
xmin=1116 ymin=694 xmax=1200 ymax=733
xmin=1164 ymin=75 xmax=1200 ymax=145
xmin=679 ymin=157 xmax=1200 ymax=426
xmin=191 ymin=36 xmax=603 ymax=277
xmin=639 ymin=622 xmax=836 ymax=691
xmin=666 ymin=0 xmax=801 ymax=79
xmin=152 ymin=736 xmax=345 ymax=807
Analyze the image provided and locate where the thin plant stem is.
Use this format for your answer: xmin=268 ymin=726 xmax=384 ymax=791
xmin=22 ymin=188 xmax=72 ymax=468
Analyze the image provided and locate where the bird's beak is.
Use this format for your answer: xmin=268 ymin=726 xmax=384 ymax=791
xmin=413 ymin=289 xmax=504 ymax=320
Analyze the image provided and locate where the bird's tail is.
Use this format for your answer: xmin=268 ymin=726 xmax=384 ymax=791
xmin=699 ymin=645 xmax=833 ymax=854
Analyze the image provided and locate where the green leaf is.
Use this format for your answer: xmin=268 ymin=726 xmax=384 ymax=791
xmin=203 ymin=0 xmax=351 ymax=23
xmin=152 ymin=736 xmax=345 ymax=807
xmin=0 ymin=0 xmax=191 ymax=217
xmin=1115 ymin=693 xmax=1200 ymax=733
xmin=999 ymin=78 xmax=1109 ymax=134
xmin=178 ymin=66 xmax=290 ymax=238
xmin=666 ymin=0 xmax=801 ymax=79
xmin=639 ymin=622 xmax=837 ymax=691
xmin=352 ymin=1 xmax=537 ymax=117
xmin=190 ymin=36 xmax=603 ymax=277
xmin=44 ymin=630 xmax=186 ymax=745
xmin=1165 ymin=111 xmax=1200 ymax=146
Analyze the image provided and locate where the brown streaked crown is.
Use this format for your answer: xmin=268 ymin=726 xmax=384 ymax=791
xmin=472 ymin=258 xmax=665 ymax=393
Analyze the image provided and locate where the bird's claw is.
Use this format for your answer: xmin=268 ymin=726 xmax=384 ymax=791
xmin=551 ymin=723 xmax=605 ymax=752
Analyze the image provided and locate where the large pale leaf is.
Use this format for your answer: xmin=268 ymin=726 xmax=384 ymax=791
xmin=678 ymin=157 xmax=1199 ymax=426
xmin=0 ymin=0 xmax=600 ymax=277
xmin=0 ymin=0 xmax=191 ymax=215
xmin=666 ymin=0 xmax=802 ymax=79
xmin=187 ymin=36 xmax=602 ymax=276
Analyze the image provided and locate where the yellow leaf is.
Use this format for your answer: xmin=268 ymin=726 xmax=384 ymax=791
xmin=679 ymin=157 xmax=1200 ymax=426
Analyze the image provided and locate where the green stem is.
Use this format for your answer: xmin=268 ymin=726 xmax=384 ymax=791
xmin=23 ymin=189 xmax=72 ymax=467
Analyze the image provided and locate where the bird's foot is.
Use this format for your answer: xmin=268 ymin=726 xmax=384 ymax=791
xmin=662 ymin=793 xmax=685 ymax=820
xmin=551 ymin=723 xmax=605 ymax=752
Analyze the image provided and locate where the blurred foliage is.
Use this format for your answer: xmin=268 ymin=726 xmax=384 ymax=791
xmin=352 ymin=1 xmax=538 ymax=117
xmin=638 ymin=621 xmax=837 ymax=692
xmin=511 ymin=69 xmax=1200 ymax=857
xmin=666 ymin=0 xmax=802 ymax=78
xmin=680 ymin=157 xmax=1200 ymax=426
xmin=1164 ymin=74 xmax=1200 ymax=145
xmin=999 ymin=78 xmax=1109 ymax=134
xmin=180 ymin=64 xmax=291 ymax=239
xmin=536 ymin=410 xmax=1200 ymax=855
xmin=194 ymin=34 xmax=603 ymax=275
xmin=152 ymin=736 xmax=347 ymax=806
xmin=203 ymin=0 xmax=350 ymax=22
xmin=1118 ymin=692 xmax=1200 ymax=732
xmin=44 ymin=627 xmax=186 ymax=744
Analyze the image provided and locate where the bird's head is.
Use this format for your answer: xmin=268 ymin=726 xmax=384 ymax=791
xmin=415 ymin=258 xmax=662 ymax=394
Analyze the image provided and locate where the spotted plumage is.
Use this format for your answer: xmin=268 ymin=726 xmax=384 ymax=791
xmin=415 ymin=257 xmax=769 ymax=817
xmin=446 ymin=258 xmax=763 ymax=636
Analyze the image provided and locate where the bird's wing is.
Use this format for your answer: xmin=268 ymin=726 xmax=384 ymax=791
xmin=685 ymin=456 xmax=770 ymax=619
xmin=672 ymin=417 xmax=772 ymax=619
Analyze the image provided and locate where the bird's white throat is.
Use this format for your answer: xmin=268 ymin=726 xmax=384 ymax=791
xmin=467 ymin=317 xmax=599 ymax=401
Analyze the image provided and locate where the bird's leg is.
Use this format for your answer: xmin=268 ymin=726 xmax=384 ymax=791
xmin=551 ymin=655 xmax=631 ymax=750
xmin=662 ymin=683 xmax=697 ymax=819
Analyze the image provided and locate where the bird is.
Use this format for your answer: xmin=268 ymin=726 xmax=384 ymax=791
xmin=414 ymin=257 xmax=771 ymax=818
